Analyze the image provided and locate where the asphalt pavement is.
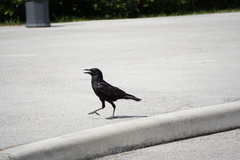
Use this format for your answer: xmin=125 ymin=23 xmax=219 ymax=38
xmin=0 ymin=12 xmax=240 ymax=158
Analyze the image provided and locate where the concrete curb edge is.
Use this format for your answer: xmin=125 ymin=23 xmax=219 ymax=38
xmin=1 ymin=101 xmax=240 ymax=160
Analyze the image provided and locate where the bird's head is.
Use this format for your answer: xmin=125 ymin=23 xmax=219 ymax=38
xmin=84 ymin=68 xmax=103 ymax=79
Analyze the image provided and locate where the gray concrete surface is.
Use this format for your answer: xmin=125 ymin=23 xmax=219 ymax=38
xmin=0 ymin=12 xmax=240 ymax=151
xmin=1 ymin=102 xmax=239 ymax=160
xmin=97 ymin=129 xmax=240 ymax=160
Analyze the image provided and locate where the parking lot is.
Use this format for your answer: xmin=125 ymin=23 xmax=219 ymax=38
xmin=0 ymin=12 xmax=240 ymax=158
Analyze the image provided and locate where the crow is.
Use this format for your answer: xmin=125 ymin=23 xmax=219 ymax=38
xmin=84 ymin=68 xmax=141 ymax=118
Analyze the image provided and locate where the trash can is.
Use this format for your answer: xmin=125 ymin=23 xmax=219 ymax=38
xmin=24 ymin=0 xmax=51 ymax=27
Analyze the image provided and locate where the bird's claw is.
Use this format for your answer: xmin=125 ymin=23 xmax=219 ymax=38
xmin=88 ymin=112 xmax=100 ymax=116
xmin=95 ymin=112 xmax=100 ymax=116
xmin=106 ymin=116 xmax=115 ymax=120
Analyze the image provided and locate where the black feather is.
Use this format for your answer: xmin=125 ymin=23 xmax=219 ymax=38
xmin=84 ymin=68 xmax=141 ymax=118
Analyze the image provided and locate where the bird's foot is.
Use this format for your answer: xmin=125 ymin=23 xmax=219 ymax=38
xmin=88 ymin=111 xmax=100 ymax=116
xmin=106 ymin=116 xmax=115 ymax=120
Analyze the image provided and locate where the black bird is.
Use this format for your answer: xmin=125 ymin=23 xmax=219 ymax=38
xmin=84 ymin=68 xmax=141 ymax=118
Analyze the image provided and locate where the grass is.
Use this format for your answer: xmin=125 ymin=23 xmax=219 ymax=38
xmin=138 ymin=8 xmax=240 ymax=18
xmin=182 ymin=8 xmax=240 ymax=15
xmin=1 ymin=9 xmax=240 ymax=26
xmin=0 ymin=18 xmax=22 ymax=26
xmin=52 ymin=9 xmax=240 ymax=23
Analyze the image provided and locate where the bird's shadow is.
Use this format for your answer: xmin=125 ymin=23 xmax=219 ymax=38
xmin=106 ymin=115 xmax=148 ymax=120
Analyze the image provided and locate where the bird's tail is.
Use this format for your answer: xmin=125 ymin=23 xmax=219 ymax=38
xmin=123 ymin=94 xmax=141 ymax=101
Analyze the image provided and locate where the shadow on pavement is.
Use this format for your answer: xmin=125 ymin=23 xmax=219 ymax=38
xmin=106 ymin=115 xmax=148 ymax=120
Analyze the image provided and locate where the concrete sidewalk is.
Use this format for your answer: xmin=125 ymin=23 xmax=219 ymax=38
xmin=1 ymin=12 xmax=240 ymax=154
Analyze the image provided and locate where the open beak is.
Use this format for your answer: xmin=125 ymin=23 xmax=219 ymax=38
xmin=84 ymin=69 xmax=92 ymax=75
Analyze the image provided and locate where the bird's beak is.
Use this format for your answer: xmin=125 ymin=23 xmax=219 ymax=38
xmin=84 ymin=69 xmax=92 ymax=75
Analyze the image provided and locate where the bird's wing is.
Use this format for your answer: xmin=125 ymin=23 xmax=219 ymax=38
xmin=97 ymin=81 xmax=125 ymax=96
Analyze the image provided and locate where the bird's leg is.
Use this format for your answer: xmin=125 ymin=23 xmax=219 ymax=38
xmin=109 ymin=101 xmax=116 ymax=119
xmin=88 ymin=100 xmax=105 ymax=116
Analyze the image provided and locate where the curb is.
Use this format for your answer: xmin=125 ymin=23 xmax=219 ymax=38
xmin=1 ymin=101 xmax=240 ymax=160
